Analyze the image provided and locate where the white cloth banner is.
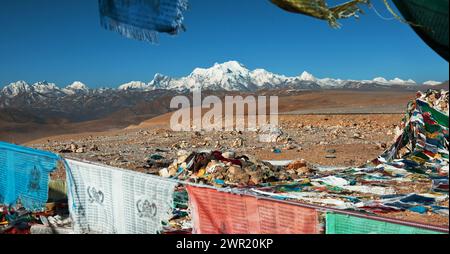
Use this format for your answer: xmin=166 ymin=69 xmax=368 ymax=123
xmin=65 ymin=159 xmax=177 ymax=234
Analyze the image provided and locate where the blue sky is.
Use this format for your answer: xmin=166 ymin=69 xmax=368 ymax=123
xmin=0 ymin=0 xmax=448 ymax=88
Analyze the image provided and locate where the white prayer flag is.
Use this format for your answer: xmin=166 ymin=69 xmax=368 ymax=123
xmin=65 ymin=159 xmax=177 ymax=234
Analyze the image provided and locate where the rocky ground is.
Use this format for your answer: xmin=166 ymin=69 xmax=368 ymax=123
xmin=28 ymin=114 xmax=404 ymax=178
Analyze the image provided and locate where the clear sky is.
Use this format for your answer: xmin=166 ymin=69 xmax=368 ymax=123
xmin=0 ymin=0 xmax=448 ymax=88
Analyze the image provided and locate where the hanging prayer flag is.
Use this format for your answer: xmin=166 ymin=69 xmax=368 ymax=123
xmin=0 ymin=142 xmax=59 ymax=211
xmin=326 ymin=212 xmax=444 ymax=234
xmin=373 ymin=90 xmax=449 ymax=177
xmin=270 ymin=0 xmax=369 ymax=28
xmin=65 ymin=159 xmax=178 ymax=234
xmin=98 ymin=0 xmax=188 ymax=43
xmin=187 ymin=186 xmax=319 ymax=234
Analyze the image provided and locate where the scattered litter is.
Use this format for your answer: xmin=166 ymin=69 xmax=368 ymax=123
xmin=259 ymin=125 xmax=283 ymax=143
xmin=272 ymin=148 xmax=282 ymax=154
xmin=314 ymin=176 xmax=349 ymax=187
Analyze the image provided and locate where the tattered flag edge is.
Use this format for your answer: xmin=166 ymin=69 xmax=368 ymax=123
xmin=99 ymin=0 xmax=189 ymax=43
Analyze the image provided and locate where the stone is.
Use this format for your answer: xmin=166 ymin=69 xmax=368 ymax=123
xmin=248 ymin=171 xmax=263 ymax=185
xmin=287 ymin=160 xmax=307 ymax=170
xmin=89 ymin=145 xmax=99 ymax=151
xmin=70 ymin=143 xmax=78 ymax=152
xmin=228 ymin=165 xmax=242 ymax=175
xmin=222 ymin=151 xmax=236 ymax=159
xmin=259 ymin=125 xmax=283 ymax=143
xmin=179 ymin=141 xmax=189 ymax=149
xmin=353 ymin=133 xmax=363 ymax=139
xmin=75 ymin=147 xmax=86 ymax=153
xmin=379 ymin=143 xmax=387 ymax=149
xmin=232 ymin=138 xmax=244 ymax=148
xmin=285 ymin=143 xmax=297 ymax=150
xmin=296 ymin=167 xmax=311 ymax=175
xmin=326 ymin=149 xmax=337 ymax=154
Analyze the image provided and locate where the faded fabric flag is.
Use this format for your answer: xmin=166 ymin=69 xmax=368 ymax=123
xmin=326 ymin=212 xmax=444 ymax=234
xmin=0 ymin=142 xmax=59 ymax=211
xmin=187 ymin=185 xmax=319 ymax=234
xmin=65 ymin=159 xmax=177 ymax=234
xmin=270 ymin=0 xmax=369 ymax=28
xmin=375 ymin=90 xmax=449 ymax=176
xmin=99 ymin=0 xmax=188 ymax=43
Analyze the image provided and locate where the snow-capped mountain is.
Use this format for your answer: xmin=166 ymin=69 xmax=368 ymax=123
xmin=63 ymin=81 xmax=90 ymax=95
xmin=118 ymin=81 xmax=150 ymax=91
xmin=369 ymin=77 xmax=417 ymax=86
xmin=1 ymin=81 xmax=70 ymax=99
xmin=299 ymin=71 xmax=317 ymax=82
xmin=145 ymin=62 xmax=326 ymax=91
xmin=423 ymin=80 xmax=443 ymax=86
xmin=1 ymin=80 xmax=32 ymax=98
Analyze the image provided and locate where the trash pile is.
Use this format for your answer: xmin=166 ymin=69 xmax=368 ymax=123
xmin=158 ymin=150 xmax=311 ymax=187
xmin=0 ymin=202 xmax=72 ymax=234
xmin=0 ymin=177 xmax=72 ymax=235
xmin=0 ymin=206 xmax=35 ymax=234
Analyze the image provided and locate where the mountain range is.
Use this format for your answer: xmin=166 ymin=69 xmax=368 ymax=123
xmin=1 ymin=61 xmax=445 ymax=102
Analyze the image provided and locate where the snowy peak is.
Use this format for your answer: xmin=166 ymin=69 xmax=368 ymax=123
xmin=208 ymin=61 xmax=248 ymax=73
xmin=423 ymin=81 xmax=442 ymax=86
xmin=63 ymin=81 xmax=89 ymax=95
xmin=373 ymin=77 xmax=388 ymax=83
xmin=66 ymin=81 xmax=89 ymax=91
xmin=1 ymin=80 xmax=63 ymax=98
xmin=299 ymin=71 xmax=317 ymax=82
xmin=1 ymin=81 xmax=32 ymax=98
xmin=32 ymin=81 xmax=60 ymax=94
xmin=390 ymin=78 xmax=416 ymax=86
xmin=372 ymin=77 xmax=417 ymax=86
xmin=1 ymin=80 xmax=88 ymax=98
xmin=250 ymin=69 xmax=286 ymax=87
xmin=118 ymin=81 xmax=151 ymax=91
xmin=190 ymin=61 xmax=248 ymax=79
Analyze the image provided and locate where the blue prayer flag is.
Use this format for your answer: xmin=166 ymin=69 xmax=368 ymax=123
xmin=99 ymin=0 xmax=188 ymax=43
xmin=0 ymin=142 xmax=59 ymax=211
